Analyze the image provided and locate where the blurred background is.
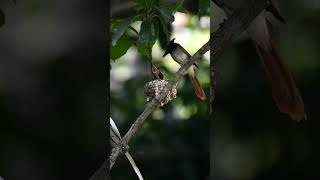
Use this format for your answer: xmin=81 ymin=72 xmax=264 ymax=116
xmin=0 ymin=0 xmax=106 ymax=179
xmin=110 ymin=4 xmax=210 ymax=180
xmin=1 ymin=0 xmax=318 ymax=179
xmin=211 ymin=0 xmax=320 ymax=179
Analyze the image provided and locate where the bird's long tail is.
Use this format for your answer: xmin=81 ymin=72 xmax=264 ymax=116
xmin=250 ymin=17 xmax=305 ymax=121
xmin=188 ymin=68 xmax=206 ymax=101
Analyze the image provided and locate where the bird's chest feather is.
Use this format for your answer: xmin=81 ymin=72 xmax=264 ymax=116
xmin=171 ymin=48 xmax=190 ymax=65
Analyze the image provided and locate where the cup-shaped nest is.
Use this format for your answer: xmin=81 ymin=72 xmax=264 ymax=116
xmin=144 ymin=79 xmax=177 ymax=106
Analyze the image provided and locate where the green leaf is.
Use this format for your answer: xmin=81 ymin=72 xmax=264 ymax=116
xmin=152 ymin=17 xmax=160 ymax=39
xmin=157 ymin=8 xmax=174 ymax=23
xmin=111 ymin=18 xmax=133 ymax=46
xmin=110 ymin=36 xmax=132 ymax=60
xmin=198 ymin=0 xmax=210 ymax=18
xmin=139 ymin=18 xmax=158 ymax=47
xmin=0 ymin=9 xmax=5 ymax=28
xmin=156 ymin=16 xmax=170 ymax=49
xmin=137 ymin=40 xmax=149 ymax=58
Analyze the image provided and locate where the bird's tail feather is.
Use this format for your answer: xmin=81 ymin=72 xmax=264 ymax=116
xmin=189 ymin=72 xmax=206 ymax=101
xmin=253 ymin=40 xmax=305 ymax=121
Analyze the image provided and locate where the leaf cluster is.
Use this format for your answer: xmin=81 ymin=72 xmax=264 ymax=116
xmin=1 ymin=0 xmax=209 ymax=60
xmin=110 ymin=0 xmax=186 ymax=60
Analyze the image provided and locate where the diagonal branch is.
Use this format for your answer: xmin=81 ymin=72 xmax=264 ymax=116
xmin=210 ymin=0 xmax=269 ymax=64
xmin=109 ymin=40 xmax=210 ymax=169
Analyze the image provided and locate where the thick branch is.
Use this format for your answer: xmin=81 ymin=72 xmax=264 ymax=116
xmin=210 ymin=0 xmax=268 ymax=64
xmin=109 ymin=40 xmax=210 ymax=169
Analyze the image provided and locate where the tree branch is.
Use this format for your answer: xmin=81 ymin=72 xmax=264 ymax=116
xmin=109 ymin=40 xmax=210 ymax=169
xmin=210 ymin=0 xmax=268 ymax=64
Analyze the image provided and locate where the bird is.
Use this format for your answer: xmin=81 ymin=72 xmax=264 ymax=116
xmin=213 ymin=0 xmax=305 ymax=121
xmin=163 ymin=38 xmax=206 ymax=101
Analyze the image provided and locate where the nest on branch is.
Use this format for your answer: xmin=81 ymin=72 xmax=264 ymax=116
xmin=144 ymin=79 xmax=177 ymax=106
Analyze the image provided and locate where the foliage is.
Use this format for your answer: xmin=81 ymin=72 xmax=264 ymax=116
xmin=110 ymin=0 xmax=209 ymax=61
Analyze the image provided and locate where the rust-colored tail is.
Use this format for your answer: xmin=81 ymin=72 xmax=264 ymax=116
xmin=254 ymin=41 xmax=305 ymax=121
xmin=189 ymin=73 xmax=206 ymax=101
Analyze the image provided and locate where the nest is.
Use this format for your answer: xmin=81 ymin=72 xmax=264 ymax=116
xmin=144 ymin=79 xmax=177 ymax=106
